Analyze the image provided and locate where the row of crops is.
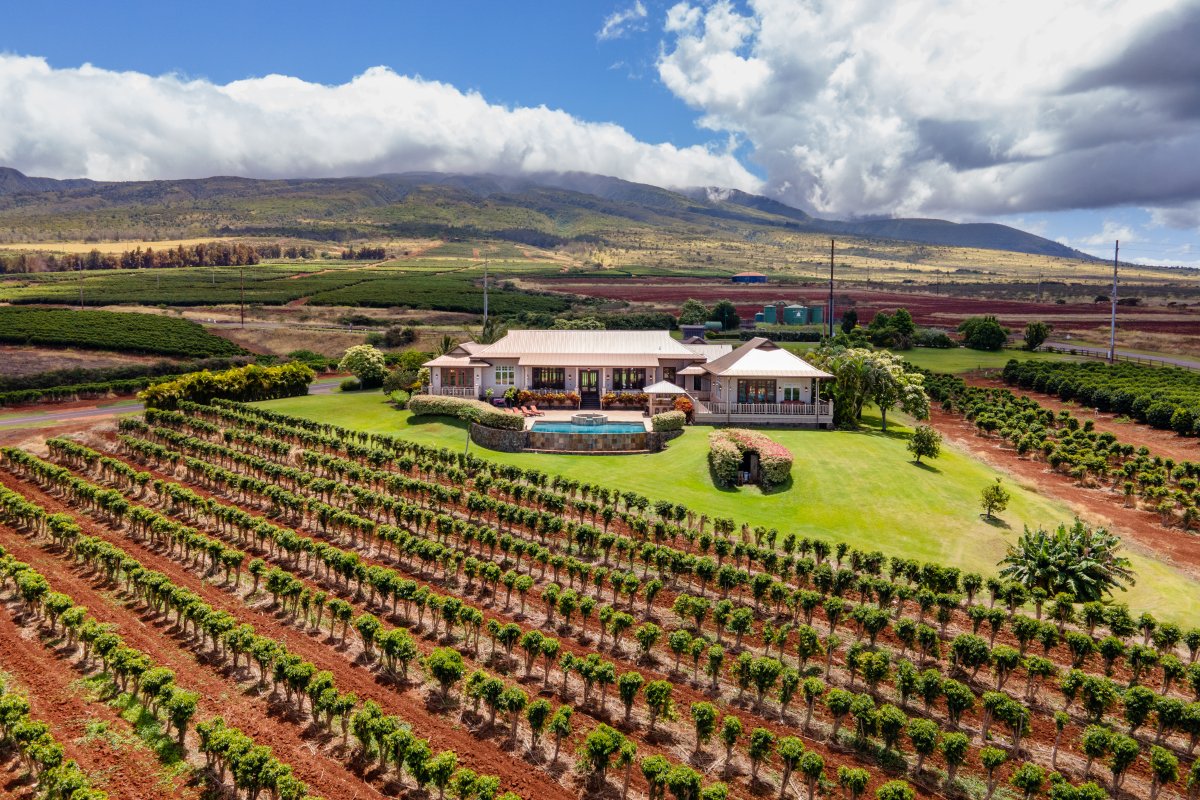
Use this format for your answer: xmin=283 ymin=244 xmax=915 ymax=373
xmin=0 ymin=307 xmax=245 ymax=357
xmin=1002 ymin=360 xmax=1200 ymax=435
xmin=37 ymin=397 xmax=1196 ymax=800
xmin=0 ymin=262 xmax=577 ymax=314
xmin=0 ymin=483 xmax=307 ymax=800
xmin=926 ymin=371 xmax=1200 ymax=530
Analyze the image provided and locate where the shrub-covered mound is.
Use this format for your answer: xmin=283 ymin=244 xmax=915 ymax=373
xmin=707 ymin=428 xmax=793 ymax=489
xmin=408 ymin=394 xmax=525 ymax=431
xmin=139 ymin=362 xmax=313 ymax=408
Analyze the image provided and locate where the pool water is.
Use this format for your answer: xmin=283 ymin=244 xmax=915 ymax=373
xmin=530 ymin=421 xmax=646 ymax=434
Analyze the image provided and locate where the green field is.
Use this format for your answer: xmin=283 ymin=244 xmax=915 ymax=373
xmin=776 ymin=343 xmax=1076 ymax=374
xmin=259 ymin=389 xmax=1200 ymax=623
xmin=0 ymin=260 xmax=578 ymax=315
xmin=0 ymin=307 xmax=245 ymax=357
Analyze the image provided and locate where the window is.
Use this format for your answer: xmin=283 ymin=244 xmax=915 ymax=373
xmin=533 ymin=368 xmax=565 ymax=389
xmin=443 ymin=368 xmax=473 ymax=388
xmin=663 ymin=367 xmax=677 ymax=383
xmin=737 ymin=379 xmax=776 ymax=404
xmin=494 ymin=365 xmax=515 ymax=386
xmin=693 ymin=375 xmax=703 ymax=391
xmin=783 ymin=386 xmax=802 ymax=402
xmin=612 ymin=368 xmax=646 ymax=391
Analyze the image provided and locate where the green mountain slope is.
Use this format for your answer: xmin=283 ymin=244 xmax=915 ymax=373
xmin=0 ymin=168 xmax=1093 ymax=260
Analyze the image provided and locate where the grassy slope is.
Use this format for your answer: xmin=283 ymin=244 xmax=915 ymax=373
xmin=778 ymin=343 xmax=1075 ymax=375
xmin=258 ymin=389 xmax=1200 ymax=623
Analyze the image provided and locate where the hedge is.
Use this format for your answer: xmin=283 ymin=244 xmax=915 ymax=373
xmin=708 ymin=432 xmax=742 ymax=487
xmin=408 ymin=394 xmax=526 ymax=431
xmin=651 ymin=410 xmax=686 ymax=432
xmin=138 ymin=362 xmax=314 ymax=409
xmin=708 ymin=428 xmax=793 ymax=489
xmin=1001 ymin=359 xmax=1200 ymax=435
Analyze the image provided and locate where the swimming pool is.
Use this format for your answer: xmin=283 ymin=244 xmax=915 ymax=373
xmin=530 ymin=421 xmax=647 ymax=434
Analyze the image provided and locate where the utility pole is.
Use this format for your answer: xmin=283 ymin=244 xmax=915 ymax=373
xmin=827 ymin=238 xmax=835 ymax=338
xmin=482 ymin=255 xmax=489 ymax=330
xmin=1108 ymin=240 xmax=1119 ymax=363
xmin=240 ymin=265 xmax=246 ymax=328
xmin=78 ymin=260 xmax=84 ymax=310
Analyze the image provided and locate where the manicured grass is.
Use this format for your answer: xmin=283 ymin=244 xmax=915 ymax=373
xmin=780 ymin=343 xmax=1075 ymax=374
xmin=260 ymin=389 xmax=1200 ymax=623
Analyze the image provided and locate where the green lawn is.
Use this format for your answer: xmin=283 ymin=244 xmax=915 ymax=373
xmin=259 ymin=389 xmax=1200 ymax=623
xmin=779 ymin=343 xmax=1075 ymax=374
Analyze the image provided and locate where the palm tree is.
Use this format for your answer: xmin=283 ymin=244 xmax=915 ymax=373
xmin=999 ymin=519 xmax=1135 ymax=602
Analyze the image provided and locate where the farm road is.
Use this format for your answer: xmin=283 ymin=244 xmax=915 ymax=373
xmin=0 ymin=377 xmax=342 ymax=430
xmin=1043 ymin=340 xmax=1200 ymax=370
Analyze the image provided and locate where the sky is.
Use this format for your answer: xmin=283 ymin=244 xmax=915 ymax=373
xmin=1 ymin=0 xmax=1198 ymax=265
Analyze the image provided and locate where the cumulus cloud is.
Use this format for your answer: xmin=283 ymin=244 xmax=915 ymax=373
xmin=0 ymin=54 xmax=760 ymax=192
xmin=598 ymin=1 xmax=649 ymax=41
xmin=656 ymin=0 xmax=1200 ymax=220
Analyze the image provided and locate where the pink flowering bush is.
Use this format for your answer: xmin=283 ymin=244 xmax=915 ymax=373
xmin=708 ymin=428 xmax=793 ymax=489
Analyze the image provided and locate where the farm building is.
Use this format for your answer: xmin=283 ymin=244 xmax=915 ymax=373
xmin=730 ymin=271 xmax=768 ymax=283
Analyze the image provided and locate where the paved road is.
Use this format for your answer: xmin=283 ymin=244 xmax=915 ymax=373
xmin=1044 ymin=341 xmax=1200 ymax=371
xmin=0 ymin=377 xmax=343 ymax=430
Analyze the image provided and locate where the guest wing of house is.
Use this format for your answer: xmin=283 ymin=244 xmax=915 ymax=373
xmin=424 ymin=330 xmax=834 ymax=425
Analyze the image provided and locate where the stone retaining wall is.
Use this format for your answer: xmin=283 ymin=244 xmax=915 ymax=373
xmin=469 ymin=423 xmax=673 ymax=454
xmin=469 ymin=423 xmax=529 ymax=452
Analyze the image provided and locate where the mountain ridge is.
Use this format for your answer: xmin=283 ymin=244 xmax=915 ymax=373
xmin=0 ymin=166 xmax=1094 ymax=260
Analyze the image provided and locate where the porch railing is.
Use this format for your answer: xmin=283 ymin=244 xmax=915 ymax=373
xmin=703 ymin=401 xmax=832 ymax=417
xmin=436 ymin=386 xmax=477 ymax=398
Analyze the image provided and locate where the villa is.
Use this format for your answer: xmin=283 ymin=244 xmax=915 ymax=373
xmin=424 ymin=329 xmax=834 ymax=426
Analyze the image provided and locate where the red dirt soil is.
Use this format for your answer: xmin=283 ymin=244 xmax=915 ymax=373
xmin=547 ymin=279 xmax=1200 ymax=335
xmin=0 ymin=595 xmax=200 ymax=800
xmin=0 ymin=468 xmax=575 ymax=800
xmin=966 ymin=373 xmax=1200 ymax=465
xmin=0 ymin=475 xmax=393 ymax=800
xmin=926 ymin=404 xmax=1200 ymax=581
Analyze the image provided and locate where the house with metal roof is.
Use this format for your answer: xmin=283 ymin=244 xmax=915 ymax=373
xmin=424 ymin=330 xmax=833 ymax=425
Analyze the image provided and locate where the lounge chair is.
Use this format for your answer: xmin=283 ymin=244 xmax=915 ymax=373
xmin=519 ymin=405 xmax=537 ymax=416
xmin=528 ymin=404 xmax=546 ymax=416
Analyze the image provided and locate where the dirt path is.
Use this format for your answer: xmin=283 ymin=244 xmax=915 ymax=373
xmin=0 ymin=590 xmax=200 ymax=800
xmin=926 ymin=405 xmax=1200 ymax=580
xmin=0 ymin=468 xmax=577 ymax=800
xmin=966 ymin=373 xmax=1200 ymax=464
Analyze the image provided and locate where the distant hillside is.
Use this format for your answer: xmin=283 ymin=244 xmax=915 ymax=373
xmin=0 ymin=166 xmax=1093 ymax=260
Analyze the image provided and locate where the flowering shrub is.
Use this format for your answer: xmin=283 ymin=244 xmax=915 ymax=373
xmin=651 ymin=410 xmax=686 ymax=432
xmin=707 ymin=431 xmax=742 ymax=487
xmin=602 ymin=392 xmax=648 ymax=409
xmin=708 ymin=428 xmax=793 ymax=489
xmin=673 ymin=396 xmax=695 ymax=422
xmin=517 ymin=390 xmax=579 ymax=407
xmin=408 ymin=394 xmax=525 ymax=430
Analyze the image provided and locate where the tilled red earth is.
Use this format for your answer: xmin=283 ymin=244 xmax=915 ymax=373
xmin=0 ymin=593 xmax=201 ymax=800
xmin=0 ymin=469 xmax=576 ymax=800
xmin=543 ymin=279 xmax=1200 ymax=335
xmin=926 ymin=405 xmax=1200 ymax=581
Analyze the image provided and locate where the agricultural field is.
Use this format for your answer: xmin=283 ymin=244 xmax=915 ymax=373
xmin=0 ymin=307 xmax=245 ymax=358
xmin=1001 ymin=360 xmax=1200 ymax=434
xmin=0 ymin=383 xmax=1196 ymax=799
xmin=0 ymin=258 xmax=580 ymax=315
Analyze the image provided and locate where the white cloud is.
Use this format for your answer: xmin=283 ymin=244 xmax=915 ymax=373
xmin=0 ymin=54 xmax=760 ymax=192
xmin=1076 ymin=220 xmax=1140 ymax=247
xmin=656 ymin=0 xmax=1200 ymax=219
xmin=598 ymin=2 xmax=649 ymax=41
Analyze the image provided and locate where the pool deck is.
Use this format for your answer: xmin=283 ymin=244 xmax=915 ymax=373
xmin=522 ymin=408 xmax=649 ymax=430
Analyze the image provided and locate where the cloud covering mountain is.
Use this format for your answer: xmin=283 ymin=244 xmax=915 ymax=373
xmin=0 ymin=54 xmax=759 ymax=192
xmin=656 ymin=0 xmax=1200 ymax=225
